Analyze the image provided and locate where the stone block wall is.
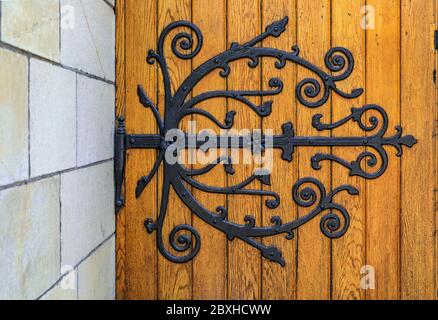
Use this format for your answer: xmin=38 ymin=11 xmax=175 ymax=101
xmin=0 ymin=0 xmax=116 ymax=300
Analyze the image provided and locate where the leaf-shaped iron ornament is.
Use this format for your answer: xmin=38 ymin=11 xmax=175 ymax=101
xmin=115 ymin=17 xmax=416 ymax=266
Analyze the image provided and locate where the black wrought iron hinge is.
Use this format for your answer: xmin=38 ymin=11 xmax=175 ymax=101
xmin=114 ymin=16 xmax=416 ymax=266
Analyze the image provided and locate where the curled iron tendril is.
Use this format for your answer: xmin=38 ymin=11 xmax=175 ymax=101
xmin=146 ymin=16 xmax=363 ymax=116
xmin=145 ymin=175 xmax=358 ymax=265
xmin=310 ymin=104 xmax=417 ymax=179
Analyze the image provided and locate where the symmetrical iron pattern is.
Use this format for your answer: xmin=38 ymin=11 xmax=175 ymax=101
xmin=115 ymin=17 xmax=417 ymax=266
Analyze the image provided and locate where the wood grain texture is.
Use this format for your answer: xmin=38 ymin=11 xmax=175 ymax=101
xmin=400 ymin=0 xmax=436 ymax=300
xmin=296 ymin=0 xmax=331 ymax=300
xmin=157 ymin=0 xmax=192 ymax=300
xmin=192 ymin=0 xmax=228 ymax=300
xmin=366 ymin=0 xmax=401 ymax=300
xmin=227 ymin=0 xmax=262 ymax=300
xmin=261 ymin=0 xmax=298 ymax=300
xmin=331 ymin=0 xmax=366 ymax=300
xmin=115 ymin=0 xmax=126 ymax=120
xmin=115 ymin=0 xmax=126 ymax=300
xmin=116 ymin=0 xmax=437 ymax=300
xmin=125 ymin=0 xmax=158 ymax=299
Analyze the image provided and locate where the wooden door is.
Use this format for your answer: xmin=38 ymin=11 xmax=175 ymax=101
xmin=116 ymin=0 xmax=437 ymax=300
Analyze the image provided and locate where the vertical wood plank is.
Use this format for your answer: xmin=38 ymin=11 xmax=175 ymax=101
xmin=191 ymin=0 xmax=228 ymax=299
xmin=296 ymin=0 xmax=331 ymax=300
xmin=261 ymin=0 xmax=298 ymax=300
xmin=436 ymin=0 xmax=438 ymax=301
xmin=157 ymin=0 xmax=193 ymax=300
xmin=227 ymin=0 xmax=262 ymax=300
xmin=331 ymin=0 xmax=366 ymax=300
xmin=115 ymin=0 xmax=126 ymax=300
xmin=401 ymin=0 xmax=436 ymax=300
xmin=124 ymin=0 xmax=158 ymax=299
xmin=366 ymin=0 xmax=401 ymax=300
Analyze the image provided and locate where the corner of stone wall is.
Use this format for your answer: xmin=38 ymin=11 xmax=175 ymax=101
xmin=0 ymin=0 xmax=116 ymax=300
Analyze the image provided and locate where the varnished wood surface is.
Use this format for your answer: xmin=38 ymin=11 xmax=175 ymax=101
xmin=116 ymin=0 xmax=437 ymax=300
xmin=296 ymin=0 xmax=331 ymax=300
xmin=126 ymin=0 xmax=159 ymax=299
xmin=366 ymin=0 xmax=400 ymax=300
xmin=332 ymin=0 xmax=365 ymax=300
xmin=192 ymin=0 xmax=228 ymax=300
xmin=400 ymin=0 xmax=436 ymax=300
xmin=226 ymin=0 xmax=262 ymax=300
xmin=261 ymin=0 xmax=298 ymax=300
xmin=115 ymin=0 xmax=126 ymax=300
xmin=157 ymin=0 xmax=193 ymax=300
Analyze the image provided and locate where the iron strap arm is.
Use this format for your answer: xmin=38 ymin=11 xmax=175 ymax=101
xmin=114 ymin=16 xmax=416 ymax=266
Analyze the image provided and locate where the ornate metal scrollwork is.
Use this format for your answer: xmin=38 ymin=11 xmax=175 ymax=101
xmin=115 ymin=17 xmax=416 ymax=266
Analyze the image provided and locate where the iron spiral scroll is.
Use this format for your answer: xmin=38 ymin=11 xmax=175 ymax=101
xmin=115 ymin=16 xmax=417 ymax=266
